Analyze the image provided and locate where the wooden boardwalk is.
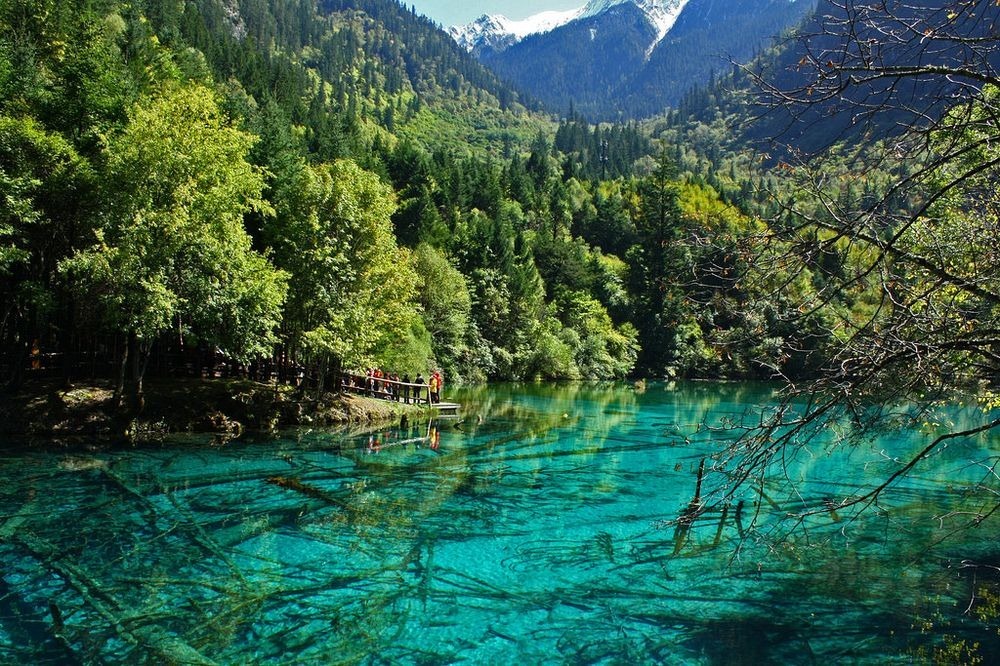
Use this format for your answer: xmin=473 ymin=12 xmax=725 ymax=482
xmin=433 ymin=402 xmax=461 ymax=416
xmin=340 ymin=372 xmax=460 ymax=415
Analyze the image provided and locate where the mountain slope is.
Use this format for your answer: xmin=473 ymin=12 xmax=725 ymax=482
xmin=481 ymin=2 xmax=658 ymax=115
xmin=184 ymin=0 xmax=547 ymax=154
xmin=620 ymin=0 xmax=816 ymax=117
xmin=723 ymin=0 xmax=1000 ymax=156
xmin=471 ymin=0 xmax=817 ymax=119
xmin=579 ymin=0 xmax=688 ymax=44
xmin=452 ymin=0 xmax=687 ymax=57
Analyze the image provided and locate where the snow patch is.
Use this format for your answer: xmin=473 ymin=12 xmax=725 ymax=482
xmin=498 ymin=8 xmax=585 ymax=39
xmin=449 ymin=0 xmax=691 ymax=55
xmin=449 ymin=8 xmax=583 ymax=51
xmin=580 ymin=0 xmax=689 ymax=46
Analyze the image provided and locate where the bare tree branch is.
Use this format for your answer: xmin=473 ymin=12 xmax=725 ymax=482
xmin=715 ymin=0 xmax=1000 ymax=536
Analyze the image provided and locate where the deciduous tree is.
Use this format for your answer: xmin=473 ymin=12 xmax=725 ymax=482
xmin=64 ymin=83 xmax=285 ymax=410
xmin=266 ymin=157 xmax=422 ymax=389
xmin=0 ymin=115 xmax=95 ymax=389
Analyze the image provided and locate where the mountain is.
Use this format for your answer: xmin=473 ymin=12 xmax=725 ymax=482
xmin=721 ymin=0 xmax=1000 ymax=157
xmin=451 ymin=0 xmax=687 ymax=57
xmin=179 ymin=0 xmax=548 ymax=154
xmin=448 ymin=8 xmax=585 ymax=55
xmin=578 ymin=0 xmax=688 ymax=45
xmin=456 ymin=0 xmax=817 ymax=120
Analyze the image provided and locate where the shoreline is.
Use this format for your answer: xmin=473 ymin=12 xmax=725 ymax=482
xmin=0 ymin=378 xmax=428 ymax=447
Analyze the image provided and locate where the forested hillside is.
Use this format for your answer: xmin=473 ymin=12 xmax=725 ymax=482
xmin=619 ymin=0 xmax=816 ymax=118
xmin=6 ymin=0 xmax=962 ymax=416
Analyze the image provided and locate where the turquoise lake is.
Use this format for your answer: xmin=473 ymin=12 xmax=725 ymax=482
xmin=1 ymin=382 xmax=998 ymax=663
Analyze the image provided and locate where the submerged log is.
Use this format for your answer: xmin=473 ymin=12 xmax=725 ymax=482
xmin=673 ymin=458 xmax=707 ymax=555
xmin=713 ymin=505 xmax=730 ymax=547
xmin=6 ymin=531 xmax=217 ymax=665
xmin=679 ymin=458 xmax=707 ymax=526
xmin=758 ymin=485 xmax=782 ymax=511
xmin=266 ymin=475 xmax=349 ymax=509
xmin=0 ymin=570 xmax=80 ymax=664
xmin=735 ymin=499 xmax=746 ymax=538
xmin=0 ymin=490 xmax=38 ymax=540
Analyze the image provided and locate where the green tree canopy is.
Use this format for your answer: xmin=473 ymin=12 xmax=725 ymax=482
xmin=413 ymin=242 xmax=471 ymax=380
xmin=0 ymin=114 xmax=95 ymax=387
xmin=64 ymin=83 xmax=285 ymax=406
xmin=266 ymin=157 xmax=422 ymax=378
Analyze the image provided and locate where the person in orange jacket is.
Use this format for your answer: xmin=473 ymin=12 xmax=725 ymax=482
xmin=429 ymin=371 xmax=442 ymax=404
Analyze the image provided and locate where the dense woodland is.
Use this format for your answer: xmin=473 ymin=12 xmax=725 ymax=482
xmin=2 ymin=0 xmax=997 ymax=421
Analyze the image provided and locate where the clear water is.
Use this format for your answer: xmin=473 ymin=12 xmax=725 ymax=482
xmin=1 ymin=382 xmax=998 ymax=664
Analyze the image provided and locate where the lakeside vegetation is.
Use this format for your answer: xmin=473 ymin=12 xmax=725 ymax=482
xmin=2 ymin=0 xmax=998 ymax=444
xmin=0 ymin=376 xmax=432 ymax=443
xmin=0 ymin=0 xmax=842 ymax=413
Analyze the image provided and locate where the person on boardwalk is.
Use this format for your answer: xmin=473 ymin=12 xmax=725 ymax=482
xmin=429 ymin=371 xmax=442 ymax=404
xmin=414 ymin=373 xmax=426 ymax=403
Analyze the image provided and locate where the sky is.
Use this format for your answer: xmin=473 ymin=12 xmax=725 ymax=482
xmin=407 ymin=1 xmax=584 ymax=27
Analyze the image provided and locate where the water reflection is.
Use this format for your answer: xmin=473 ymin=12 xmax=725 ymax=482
xmin=0 ymin=382 xmax=997 ymax=663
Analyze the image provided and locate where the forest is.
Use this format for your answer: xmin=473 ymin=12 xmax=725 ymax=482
xmin=2 ymin=0 xmax=998 ymax=424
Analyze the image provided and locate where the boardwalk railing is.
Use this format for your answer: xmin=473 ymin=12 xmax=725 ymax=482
xmin=340 ymin=373 xmax=433 ymax=405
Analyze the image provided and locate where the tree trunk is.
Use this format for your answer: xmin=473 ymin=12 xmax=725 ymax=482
xmin=61 ymin=300 xmax=76 ymax=389
xmin=5 ymin=308 xmax=34 ymax=392
xmin=4 ymin=337 xmax=28 ymax=392
xmin=114 ymin=333 xmax=129 ymax=409
xmin=314 ymin=356 xmax=328 ymax=399
xmin=331 ymin=357 xmax=343 ymax=392
xmin=115 ymin=331 xmax=146 ymax=414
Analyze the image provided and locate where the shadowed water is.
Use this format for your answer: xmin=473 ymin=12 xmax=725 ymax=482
xmin=1 ymin=382 xmax=998 ymax=663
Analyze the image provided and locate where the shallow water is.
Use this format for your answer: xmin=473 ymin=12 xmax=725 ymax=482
xmin=1 ymin=382 xmax=998 ymax=664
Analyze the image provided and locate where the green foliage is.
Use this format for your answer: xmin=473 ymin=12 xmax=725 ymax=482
xmin=555 ymin=289 xmax=638 ymax=379
xmin=533 ymin=235 xmax=594 ymax=294
xmin=554 ymin=111 xmax=652 ymax=180
xmin=0 ymin=0 xmax=882 ymax=394
xmin=628 ymin=151 xmax=687 ymax=375
xmin=266 ymin=156 xmax=419 ymax=370
xmin=522 ymin=313 xmax=580 ymax=381
xmin=0 ymin=115 xmax=93 ymax=279
xmin=576 ymin=183 xmax=636 ymax=258
xmin=412 ymin=242 xmax=472 ymax=380
xmin=0 ymin=114 xmax=96 ymax=385
xmin=64 ymin=83 xmax=285 ymax=361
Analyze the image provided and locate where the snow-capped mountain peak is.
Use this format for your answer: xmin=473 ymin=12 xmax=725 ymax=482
xmin=448 ymin=8 xmax=583 ymax=53
xmin=449 ymin=0 xmax=690 ymax=54
xmin=579 ymin=0 xmax=687 ymax=43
